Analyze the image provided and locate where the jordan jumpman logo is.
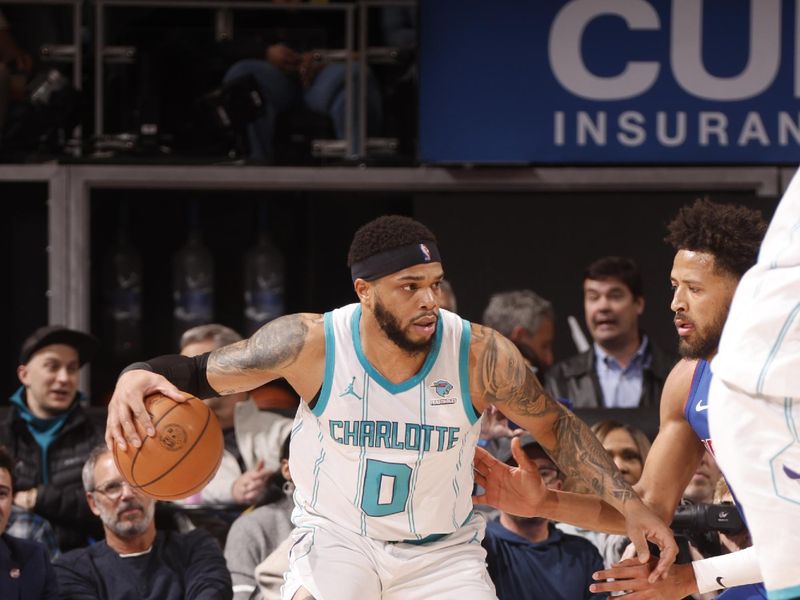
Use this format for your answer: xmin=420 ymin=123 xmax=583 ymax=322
xmin=339 ymin=376 xmax=363 ymax=400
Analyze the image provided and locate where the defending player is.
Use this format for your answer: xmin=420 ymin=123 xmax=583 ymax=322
xmin=475 ymin=199 xmax=770 ymax=599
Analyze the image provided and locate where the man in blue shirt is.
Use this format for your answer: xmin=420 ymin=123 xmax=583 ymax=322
xmin=545 ymin=257 xmax=675 ymax=409
xmin=483 ymin=435 xmax=607 ymax=600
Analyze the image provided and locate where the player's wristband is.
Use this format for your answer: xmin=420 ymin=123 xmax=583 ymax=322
xmin=119 ymin=353 xmax=220 ymax=400
xmin=691 ymin=546 xmax=762 ymax=593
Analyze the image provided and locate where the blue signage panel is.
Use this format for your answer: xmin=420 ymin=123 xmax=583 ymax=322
xmin=419 ymin=0 xmax=800 ymax=164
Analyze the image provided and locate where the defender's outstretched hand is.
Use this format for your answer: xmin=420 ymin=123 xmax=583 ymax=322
xmin=473 ymin=438 xmax=677 ymax=583
xmin=619 ymin=502 xmax=679 ymax=583
xmin=105 ymin=369 xmax=185 ymax=451
xmin=472 ymin=436 xmax=548 ymax=517
xmin=590 ymin=557 xmax=696 ymax=599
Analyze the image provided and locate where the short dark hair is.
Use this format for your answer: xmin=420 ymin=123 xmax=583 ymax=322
xmin=665 ymin=199 xmax=767 ymax=278
xmin=0 ymin=446 xmax=15 ymax=491
xmin=584 ymin=256 xmax=644 ymax=298
xmin=347 ymin=215 xmax=438 ymax=267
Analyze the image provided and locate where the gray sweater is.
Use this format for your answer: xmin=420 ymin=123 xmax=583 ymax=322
xmin=224 ymin=495 xmax=294 ymax=600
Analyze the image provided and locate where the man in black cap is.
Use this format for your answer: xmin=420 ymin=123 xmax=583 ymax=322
xmin=0 ymin=325 xmax=104 ymax=551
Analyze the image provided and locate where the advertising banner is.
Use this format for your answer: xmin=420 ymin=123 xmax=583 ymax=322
xmin=419 ymin=0 xmax=800 ymax=164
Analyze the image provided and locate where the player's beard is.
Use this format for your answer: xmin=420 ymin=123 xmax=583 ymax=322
xmin=676 ymin=304 xmax=729 ymax=360
xmin=374 ymin=297 xmax=434 ymax=355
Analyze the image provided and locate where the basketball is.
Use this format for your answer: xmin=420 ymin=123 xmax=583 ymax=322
xmin=113 ymin=392 xmax=224 ymax=500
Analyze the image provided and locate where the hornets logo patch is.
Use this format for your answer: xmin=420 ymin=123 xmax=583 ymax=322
xmin=430 ymin=380 xmax=457 ymax=406
xmin=431 ymin=380 xmax=453 ymax=397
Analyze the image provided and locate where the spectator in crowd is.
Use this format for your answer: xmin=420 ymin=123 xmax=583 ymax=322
xmin=54 ymin=446 xmax=232 ymax=599
xmin=1 ymin=326 xmax=104 ymax=551
xmin=180 ymin=324 xmax=247 ymax=433
xmin=225 ymin=435 xmax=293 ymax=600
xmin=439 ymin=278 xmax=458 ymax=312
xmin=558 ymin=419 xmax=652 ymax=567
xmin=683 ymin=451 xmax=722 ymax=505
xmin=482 ymin=289 xmax=555 ymax=376
xmin=0 ymin=445 xmax=59 ymax=599
xmin=180 ymin=324 xmax=293 ymax=505
xmin=483 ymin=434 xmax=607 ymax=600
xmin=591 ymin=419 xmax=651 ymax=487
xmin=222 ymin=2 xmax=382 ymax=161
xmin=6 ymin=504 xmax=60 ymax=561
xmin=254 ymin=534 xmax=293 ymax=600
xmin=478 ymin=290 xmax=556 ymax=468
xmin=546 ymin=256 xmax=676 ymax=408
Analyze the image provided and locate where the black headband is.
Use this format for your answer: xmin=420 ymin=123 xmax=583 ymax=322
xmin=351 ymin=241 xmax=442 ymax=282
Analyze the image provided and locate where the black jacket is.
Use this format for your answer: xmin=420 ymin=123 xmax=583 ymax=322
xmin=0 ymin=391 xmax=105 ymax=551
xmin=545 ymin=340 xmax=677 ymax=409
xmin=0 ymin=534 xmax=59 ymax=600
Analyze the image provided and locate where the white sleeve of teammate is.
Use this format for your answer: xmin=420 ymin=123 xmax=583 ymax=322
xmin=691 ymin=546 xmax=762 ymax=593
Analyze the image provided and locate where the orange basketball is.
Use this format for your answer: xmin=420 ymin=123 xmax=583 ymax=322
xmin=113 ymin=392 xmax=224 ymax=501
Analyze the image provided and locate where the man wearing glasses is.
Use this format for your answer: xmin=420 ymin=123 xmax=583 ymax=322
xmin=53 ymin=447 xmax=232 ymax=600
xmin=481 ymin=434 xmax=607 ymax=600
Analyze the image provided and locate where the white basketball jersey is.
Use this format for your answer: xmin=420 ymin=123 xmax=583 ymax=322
xmin=289 ymin=303 xmax=482 ymax=542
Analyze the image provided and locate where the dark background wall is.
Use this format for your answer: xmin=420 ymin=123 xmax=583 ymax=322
xmin=1 ymin=185 xmax=779 ymax=404
xmin=415 ymin=190 xmax=779 ymax=360
xmin=2 ymin=183 xmax=49 ymax=401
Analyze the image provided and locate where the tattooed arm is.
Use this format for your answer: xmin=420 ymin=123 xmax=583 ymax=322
xmin=106 ymin=314 xmax=324 ymax=451
xmin=208 ymin=313 xmax=324 ymax=399
xmin=470 ymin=325 xmax=678 ymax=580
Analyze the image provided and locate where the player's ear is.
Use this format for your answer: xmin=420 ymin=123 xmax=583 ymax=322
xmin=354 ymin=278 xmax=371 ymax=304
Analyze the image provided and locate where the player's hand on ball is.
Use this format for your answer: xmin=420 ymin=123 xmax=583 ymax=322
xmin=472 ymin=436 xmax=548 ymax=517
xmin=106 ymin=370 xmax=185 ymax=451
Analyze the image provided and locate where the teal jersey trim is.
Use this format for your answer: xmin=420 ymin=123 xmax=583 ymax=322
xmin=768 ymin=583 xmax=800 ymax=600
xmin=350 ymin=304 xmax=443 ymax=394
xmin=357 ymin=375 xmax=370 ymax=535
xmin=310 ymin=429 xmax=326 ymax=509
xmin=311 ymin=311 xmax=336 ymax=417
xmin=459 ymin=319 xmax=480 ymax=424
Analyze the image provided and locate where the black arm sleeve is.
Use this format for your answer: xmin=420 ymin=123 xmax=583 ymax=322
xmin=120 ymin=353 xmax=220 ymax=399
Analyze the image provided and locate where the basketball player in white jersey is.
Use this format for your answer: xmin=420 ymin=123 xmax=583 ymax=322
xmin=710 ymin=168 xmax=800 ymax=600
xmin=105 ymin=215 xmax=676 ymax=600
